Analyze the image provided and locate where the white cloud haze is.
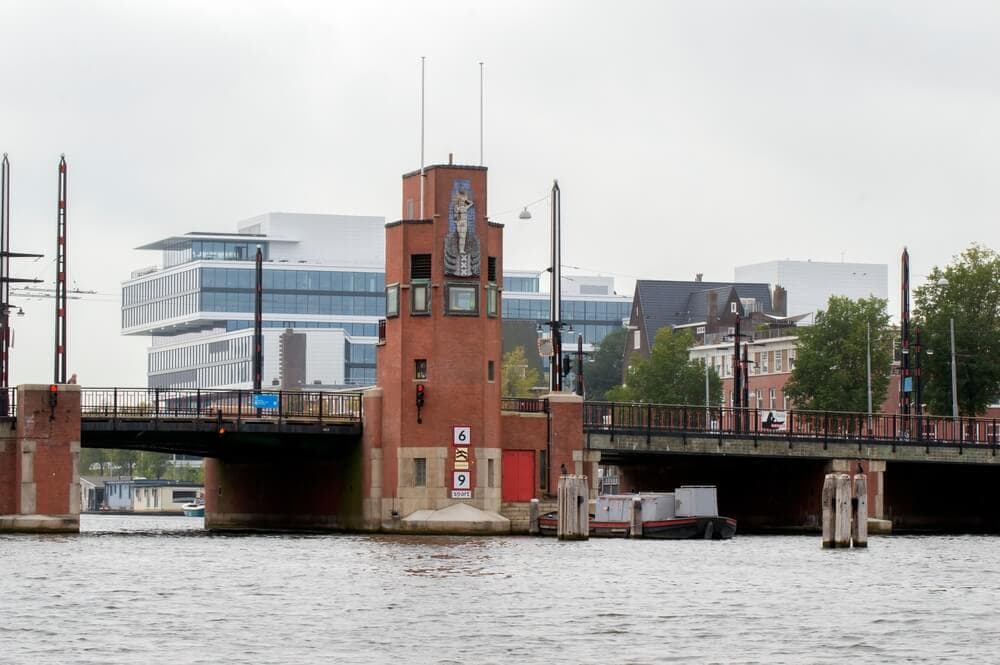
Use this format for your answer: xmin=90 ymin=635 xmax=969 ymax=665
xmin=1 ymin=0 xmax=997 ymax=386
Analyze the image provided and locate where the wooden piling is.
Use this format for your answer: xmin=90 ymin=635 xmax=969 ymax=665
xmin=835 ymin=473 xmax=852 ymax=548
xmin=557 ymin=475 xmax=589 ymax=540
xmin=852 ymin=474 xmax=868 ymax=548
xmin=821 ymin=474 xmax=835 ymax=548
xmin=629 ymin=496 xmax=643 ymax=538
xmin=528 ymin=498 xmax=540 ymax=535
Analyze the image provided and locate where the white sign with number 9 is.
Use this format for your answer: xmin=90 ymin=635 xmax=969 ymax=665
xmin=453 ymin=426 xmax=471 ymax=445
xmin=454 ymin=471 xmax=471 ymax=490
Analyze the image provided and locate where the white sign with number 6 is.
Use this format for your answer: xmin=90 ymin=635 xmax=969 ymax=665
xmin=453 ymin=471 xmax=471 ymax=490
xmin=453 ymin=426 xmax=471 ymax=446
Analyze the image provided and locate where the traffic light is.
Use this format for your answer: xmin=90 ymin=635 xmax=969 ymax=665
xmin=416 ymin=383 xmax=425 ymax=408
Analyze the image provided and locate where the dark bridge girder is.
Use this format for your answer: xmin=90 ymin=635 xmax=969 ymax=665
xmin=81 ymin=418 xmax=362 ymax=460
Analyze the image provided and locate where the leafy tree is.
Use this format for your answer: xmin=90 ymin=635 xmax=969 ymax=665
xmin=584 ymin=326 xmax=626 ymax=400
xmin=913 ymin=244 xmax=1000 ymax=416
xmin=135 ymin=451 xmax=170 ymax=479
xmin=501 ymin=345 xmax=541 ymax=397
xmin=609 ymin=327 xmax=722 ymax=405
xmin=783 ymin=296 xmax=892 ymax=412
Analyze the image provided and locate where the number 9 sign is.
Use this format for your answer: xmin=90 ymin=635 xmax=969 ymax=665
xmin=454 ymin=471 xmax=471 ymax=490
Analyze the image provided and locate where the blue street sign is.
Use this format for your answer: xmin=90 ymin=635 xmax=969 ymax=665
xmin=903 ymin=377 xmax=913 ymax=393
xmin=253 ymin=393 xmax=279 ymax=409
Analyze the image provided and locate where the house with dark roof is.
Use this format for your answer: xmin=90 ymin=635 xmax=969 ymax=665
xmin=623 ymin=278 xmax=791 ymax=372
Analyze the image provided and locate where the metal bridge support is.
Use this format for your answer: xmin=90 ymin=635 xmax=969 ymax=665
xmin=0 ymin=385 xmax=81 ymax=533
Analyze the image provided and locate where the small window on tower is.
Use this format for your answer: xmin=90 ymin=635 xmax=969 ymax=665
xmin=487 ymin=360 xmax=495 ymax=382
xmin=415 ymin=359 xmax=427 ymax=380
xmin=414 ymin=458 xmax=427 ymax=487
xmin=385 ymin=284 xmax=400 ymax=318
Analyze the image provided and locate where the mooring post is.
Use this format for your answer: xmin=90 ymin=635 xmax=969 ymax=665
xmin=821 ymin=473 xmax=835 ymax=548
xmin=630 ymin=495 xmax=643 ymax=538
xmin=556 ymin=474 xmax=589 ymax=540
xmin=835 ymin=473 xmax=852 ymax=547
xmin=852 ymin=473 xmax=868 ymax=548
xmin=528 ymin=498 xmax=540 ymax=535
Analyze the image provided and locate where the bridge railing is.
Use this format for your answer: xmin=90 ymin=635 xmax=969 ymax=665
xmin=501 ymin=397 xmax=549 ymax=413
xmin=583 ymin=401 xmax=1000 ymax=448
xmin=80 ymin=388 xmax=363 ymax=422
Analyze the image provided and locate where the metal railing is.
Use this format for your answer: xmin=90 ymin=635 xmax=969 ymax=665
xmin=584 ymin=401 xmax=1000 ymax=449
xmin=80 ymin=388 xmax=363 ymax=423
xmin=501 ymin=397 xmax=549 ymax=413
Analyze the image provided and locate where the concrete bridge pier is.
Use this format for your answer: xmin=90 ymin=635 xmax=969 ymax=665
xmin=0 ymin=385 xmax=81 ymax=533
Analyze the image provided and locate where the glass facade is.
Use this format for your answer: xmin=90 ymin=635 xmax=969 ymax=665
xmin=503 ymin=275 xmax=540 ymax=293
xmin=163 ymin=239 xmax=268 ymax=268
xmin=502 ymin=297 xmax=630 ymax=346
xmin=123 ymin=267 xmax=386 ymax=329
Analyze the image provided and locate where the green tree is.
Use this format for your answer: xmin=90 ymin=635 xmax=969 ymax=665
xmin=584 ymin=326 xmax=626 ymax=400
xmin=135 ymin=451 xmax=170 ymax=479
xmin=783 ymin=296 xmax=892 ymax=412
xmin=913 ymin=244 xmax=1000 ymax=416
xmin=609 ymin=327 xmax=722 ymax=405
xmin=501 ymin=345 xmax=541 ymax=397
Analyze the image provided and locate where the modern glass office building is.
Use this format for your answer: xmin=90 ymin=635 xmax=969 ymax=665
xmin=123 ymin=213 xmax=386 ymax=389
xmin=501 ymin=270 xmax=631 ymax=351
xmin=124 ymin=218 xmax=630 ymax=390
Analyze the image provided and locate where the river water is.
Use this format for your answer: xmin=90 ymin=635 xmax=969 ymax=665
xmin=1 ymin=515 xmax=997 ymax=664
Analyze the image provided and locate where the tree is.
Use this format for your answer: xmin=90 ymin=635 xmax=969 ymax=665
xmin=584 ymin=326 xmax=626 ymax=400
xmin=913 ymin=243 xmax=1000 ymax=416
xmin=501 ymin=345 xmax=541 ymax=398
xmin=783 ymin=296 xmax=892 ymax=412
xmin=608 ymin=327 xmax=722 ymax=405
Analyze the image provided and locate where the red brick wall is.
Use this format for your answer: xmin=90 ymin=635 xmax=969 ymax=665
xmin=12 ymin=385 xmax=80 ymax=516
xmin=0 ymin=422 xmax=16 ymax=514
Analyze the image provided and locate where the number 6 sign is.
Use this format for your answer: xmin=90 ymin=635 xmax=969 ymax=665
xmin=454 ymin=471 xmax=471 ymax=490
xmin=453 ymin=426 xmax=471 ymax=445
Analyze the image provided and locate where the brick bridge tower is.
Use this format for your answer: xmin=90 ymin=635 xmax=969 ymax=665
xmin=364 ymin=162 xmax=506 ymax=529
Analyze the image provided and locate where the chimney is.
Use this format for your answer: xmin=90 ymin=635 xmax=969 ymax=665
xmin=773 ymin=285 xmax=787 ymax=317
xmin=448 ymin=152 xmax=453 ymax=165
xmin=707 ymin=290 xmax=718 ymax=325
xmin=695 ymin=273 xmax=703 ymax=282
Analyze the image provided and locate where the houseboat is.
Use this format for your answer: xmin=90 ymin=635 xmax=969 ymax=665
xmin=538 ymin=485 xmax=736 ymax=540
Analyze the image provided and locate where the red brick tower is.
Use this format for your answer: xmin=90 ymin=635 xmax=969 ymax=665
xmin=376 ymin=163 xmax=503 ymax=519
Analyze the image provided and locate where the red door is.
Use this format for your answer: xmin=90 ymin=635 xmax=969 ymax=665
xmin=502 ymin=450 xmax=536 ymax=502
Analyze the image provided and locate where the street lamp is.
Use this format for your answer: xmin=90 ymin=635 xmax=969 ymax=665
xmin=936 ymin=278 xmax=960 ymax=421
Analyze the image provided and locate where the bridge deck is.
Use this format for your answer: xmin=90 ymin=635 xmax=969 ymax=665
xmin=584 ymin=402 xmax=1000 ymax=464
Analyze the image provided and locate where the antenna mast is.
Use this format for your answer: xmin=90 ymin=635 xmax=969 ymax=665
xmin=54 ymin=155 xmax=68 ymax=384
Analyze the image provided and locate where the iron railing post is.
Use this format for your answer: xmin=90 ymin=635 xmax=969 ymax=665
xmin=646 ymin=403 xmax=652 ymax=444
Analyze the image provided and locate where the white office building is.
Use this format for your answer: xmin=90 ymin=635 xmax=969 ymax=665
xmin=123 ymin=212 xmax=385 ymax=389
xmin=734 ymin=260 xmax=888 ymax=324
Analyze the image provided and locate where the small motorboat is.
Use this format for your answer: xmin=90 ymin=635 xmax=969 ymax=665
xmin=182 ymin=501 xmax=205 ymax=517
xmin=537 ymin=486 xmax=736 ymax=540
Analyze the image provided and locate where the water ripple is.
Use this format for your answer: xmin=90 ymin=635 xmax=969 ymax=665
xmin=0 ymin=515 xmax=997 ymax=664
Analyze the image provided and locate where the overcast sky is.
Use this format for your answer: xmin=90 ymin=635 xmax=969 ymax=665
xmin=2 ymin=0 xmax=998 ymax=387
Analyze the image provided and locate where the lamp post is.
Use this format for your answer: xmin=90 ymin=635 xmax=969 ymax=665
xmin=866 ymin=321 xmax=872 ymax=427
xmin=950 ymin=317 xmax=959 ymax=421
xmin=548 ymin=180 xmax=562 ymax=392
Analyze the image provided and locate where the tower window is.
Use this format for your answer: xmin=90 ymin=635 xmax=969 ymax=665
xmin=414 ymin=458 xmax=427 ymax=487
xmin=487 ymin=256 xmax=497 ymax=282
